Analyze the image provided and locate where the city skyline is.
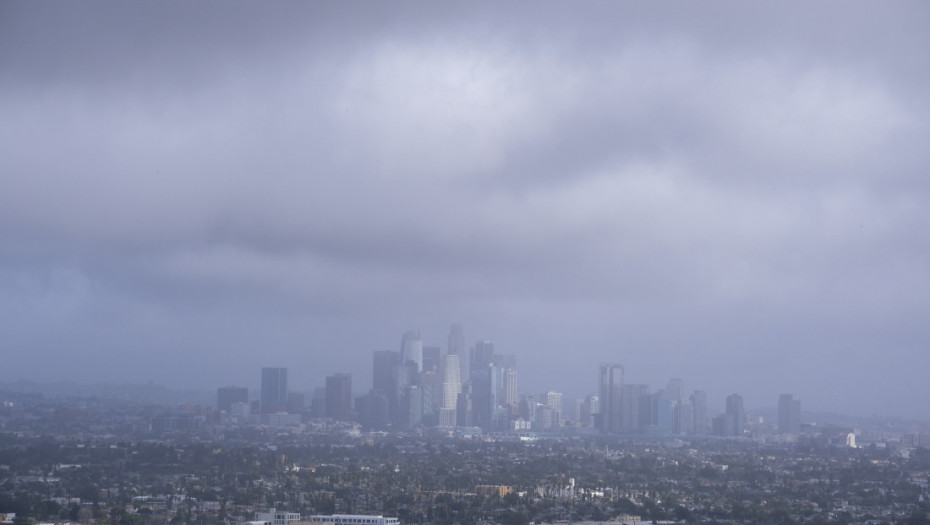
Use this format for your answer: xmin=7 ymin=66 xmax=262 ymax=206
xmin=2 ymin=2 xmax=928 ymax=421
xmin=207 ymin=325 xmax=815 ymax=429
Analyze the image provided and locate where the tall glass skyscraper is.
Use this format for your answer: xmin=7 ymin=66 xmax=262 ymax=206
xmin=261 ymin=367 xmax=287 ymax=414
xmin=598 ymin=363 xmax=624 ymax=433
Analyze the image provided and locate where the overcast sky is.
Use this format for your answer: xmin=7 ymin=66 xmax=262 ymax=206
xmin=2 ymin=1 xmax=928 ymax=418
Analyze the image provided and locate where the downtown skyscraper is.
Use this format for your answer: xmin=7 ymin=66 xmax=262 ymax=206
xmin=598 ymin=363 xmax=624 ymax=433
xmin=261 ymin=367 xmax=288 ymax=414
xmin=778 ymin=394 xmax=801 ymax=434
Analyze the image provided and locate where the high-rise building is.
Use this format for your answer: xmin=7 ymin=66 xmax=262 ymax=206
xmin=389 ymin=361 xmax=414 ymax=427
xmin=356 ymin=391 xmax=389 ymax=430
xmin=501 ymin=368 xmax=518 ymax=406
xmin=326 ymin=373 xmax=352 ymax=421
xmin=621 ymin=384 xmax=647 ymax=433
xmin=666 ymin=378 xmax=683 ymax=403
xmin=287 ymin=391 xmax=305 ymax=413
xmin=261 ymin=367 xmax=288 ymax=414
xmin=638 ymin=389 xmax=655 ymax=429
xmin=545 ymin=391 xmax=563 ymax=414
xmin=418 ymin=369 xmax=441 ymax=415
xmin=598 ymin=364 xmax=624 ymax=433
xmin=675 ymin=399 xmax=694 ymax=434
xmin=518 ymin=393 xmax=537 ymax=422
xmin=725 ymin=393 xmax=745 ymax=436
xmin=470 ymin=341 xmax=495 ymax=373
xmin=310 ymin=387 xmax=326 ymax=418
xmin=456 ymin=390 xmax=473 ymax=427
xmin=448 ymin=324 xmax=465 ymax=354
xmin=471 ymin=362 xmax=499 ymax=430
xmin=373 ymin=350 xmax=400 ymax=396
xmin=653 ymin=394 xmax=673 ymax=433
xmin=442 ymin=353 xmax=462 ymax=411
xmin=536 ymin=404 xmax=557 ymax=430
xmin=422 ymin=345 xmax=442 ymax=373
xmin=401 ymin=331 xmax=423 ymax=373
xmin=406 ymin=384 xmax=423 ymax=427
xmin=581 ymin=394 xmax=599 ymax=428
xmin=778 ymin=394 xmax=801 ymax=434
xmin=217 ymin=386 xmax=249 ymax=413
xmin=448 ymin=324 xmax=466 ymax=380
xmin=690 ymin=390 xmax=708 ymax=435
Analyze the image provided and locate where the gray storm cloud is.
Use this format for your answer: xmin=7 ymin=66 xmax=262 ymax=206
xmin=1 ymin=1 xmax=928 ymax=417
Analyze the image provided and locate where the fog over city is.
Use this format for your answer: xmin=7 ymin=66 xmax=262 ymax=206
xmin=1 ymin=2 xmax=928 ymax=419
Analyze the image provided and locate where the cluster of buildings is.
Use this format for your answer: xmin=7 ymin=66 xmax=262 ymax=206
xmin=216 ymin=324 xmax=804 ymax=437
xmin=249 ymin=510 xmax=398 ymax=525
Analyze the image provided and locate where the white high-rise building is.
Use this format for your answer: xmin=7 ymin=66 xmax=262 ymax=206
xmin=442 ymin=353 xmax=461 ymax=410
xmin=502 ymin=368 xmax=518 ymax=406
xmin=545 ymin=391 xmax=563 ymax=414
xmin=581 ymin=394 xmax=599 ymax=428
xmin=448 ymin=324 xmax=466 ymax=380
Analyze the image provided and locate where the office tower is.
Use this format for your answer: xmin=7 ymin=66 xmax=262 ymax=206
xmin=778 ymin=394 xmax=801 ymax=434
xmin=373 ymin=350 xmax=400 ymax=396
xmin=217 ymin=386 xmax=248 ymax=413
xmin=373 ymin=349 xmax=400 ymax=424
xmin=468 ymin=340 xmax=496 ymax=429
xmin=468 ymin=362 xmax=500 ymax=430
xmin=448 ymin=324 xmax=465 ymax=354
xmin=598 ymin=364 xmax=624 ymax=433
xmin=261 ymin=367 xmax=288 ymax=414
xmin=419 ymin=369 xmax=442 ymax=415
xmin=654 ymin=394 xmax=673 ymax=434
xmin=310 ymin=387 xmax=327 ymax=418
xmin=357 ymin=391 xmax=389 ymax=430
xmin=675 ymin=399 xmax=694 ymax=434
xmin=725 ymin=393 xmax=745 ymax=436
xmin=666 ymin=378 xmax=683 ymax=403
xmin=581 ymin=394 xmax=599 ymax=428
xmin=639 ymin=389 xmax=655 ymax=429
xmin=501 ymin=368 xmax=518 ymax=406
xmin=564 ymin=397 xmax=582 ymax=426
xmin=406 ymin=385 xmax=423 ymax=427
xmin=456 ymin=390 xmax=473 ymax=427
xmin=545 ymin=391 xmax=563 ymax=413
xmin=536 ymin=404 xmax=556 ymax=430
xmin=543 ymin=391 xmax=563 ymax=428
xmin=401 ymin=331 xmax=423 ymax=372
xmin=325 ymin=373 xmax=352 ymax=421
xmin=519 ymin=393 xmax=537 ymax=422
xmin=448 ymin=324 xmax=466 ymax=380
xmin=442 ymin=353 xmax=462 ymax=410
xmin=470 ymin=340 xmax=495 ymax=375
xmin=690 ymin=390 xmax=708 ymax=435
xmin=287 ymin=391 xmax=305 ymax=413
xmin=472 ymin=363 xmax=500 ymax=430
xmin=621 ymin=384 xmax=647 ymax=433
xmin=422 ymin=345 xmax=442 ymax=373
xmin=438 ymin=408 xmax=457 ymax=427
xmin=494 ymin=353 xmax=517 ymax=369
xmin=390 ymin=361 xmax=412 ymax=426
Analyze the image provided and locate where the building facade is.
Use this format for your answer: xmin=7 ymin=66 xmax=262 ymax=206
xmin=261 ymin=367 xmax=288 ymax=414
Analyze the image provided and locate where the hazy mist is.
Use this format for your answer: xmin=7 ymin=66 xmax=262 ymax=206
xmin=1 ymin=1 xmax=928 ymax=418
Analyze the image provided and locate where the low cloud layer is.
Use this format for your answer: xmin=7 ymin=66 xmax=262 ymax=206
xmin=2 ymin=1 xmax=928 ymax=417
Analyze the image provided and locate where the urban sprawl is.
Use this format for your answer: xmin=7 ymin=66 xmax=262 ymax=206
xmin=3 ymin=325 xmax=930 ymax=525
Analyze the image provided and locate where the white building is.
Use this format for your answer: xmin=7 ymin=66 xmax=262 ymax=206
xmin=255 ymin=509 xmax=301 ymax=525
xmin=305 ymin=516 xmax=398 ymax=525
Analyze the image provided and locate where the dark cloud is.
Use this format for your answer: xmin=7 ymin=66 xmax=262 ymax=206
xmin=1 ymin=1 xmax=928 ymax=417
